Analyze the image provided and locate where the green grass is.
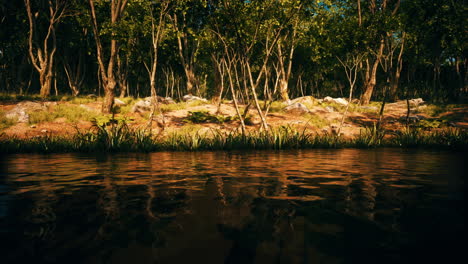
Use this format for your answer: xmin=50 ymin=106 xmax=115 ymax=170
xmin=0 ymin=109 xmax=17 ymax=130
xmin=303 ymin=113 xmax=330 ymax=128
xmin=1 ymin=123 xmax=466 ymax=153
xmin=28 ymin=104 xmax=100 ymax=124
xmin=184 ymin=110 xmax=232 ymax=123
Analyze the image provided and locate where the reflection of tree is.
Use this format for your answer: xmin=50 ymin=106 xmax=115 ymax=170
xmin=218 ymin=198 xmax=297 ymax=264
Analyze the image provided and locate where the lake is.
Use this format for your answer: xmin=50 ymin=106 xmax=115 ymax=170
xmin=0 ymin=149 xmax=465 ymax=264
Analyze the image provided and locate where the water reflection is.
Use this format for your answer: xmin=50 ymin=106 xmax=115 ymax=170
xmin=0 ymin=149 xmax=465 ymax=264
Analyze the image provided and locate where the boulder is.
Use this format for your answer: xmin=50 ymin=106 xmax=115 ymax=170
xmin=131 ymin=100 xmax=152 ymax=113
xmin=408 ymin=98 xmax=424 ymax=106
xmin=323 ymin=96 xmax=348 ymax=105
xmin=290 ymin=96 xmax=316 ymax=106
xmin=143 ymin=96 xmax=176 ymax=104
xmin=284 ymin=103 xmax=310 ymax=114
xmin=131 ymin=96 xmax=176 ymax=113
xmin=325 ymin=106 xmax=335 ymax=112
xmin=114 ymin=98 xmax=127 ymax=106
xmin=5 ymin=101 xmax=45 ymax=123
xmin=182 ymin=94 xmax=208 ymax=103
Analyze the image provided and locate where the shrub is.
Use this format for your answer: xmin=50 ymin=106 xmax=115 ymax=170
xmin=184 ymin=111 xmax=232 ymax=123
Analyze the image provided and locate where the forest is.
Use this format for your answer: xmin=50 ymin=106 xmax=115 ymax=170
xmin=0 ymin=0 xmax=465 ymax=114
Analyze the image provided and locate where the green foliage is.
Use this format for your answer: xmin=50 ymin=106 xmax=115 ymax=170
xmin=353 ymin=124 xmax=386 ymax=147
xmin=304 ymin=113 xmax=329 ymax=128
xmin=184 ymin=111 xmax=232 ymax=123
xmin=0 ymin=109 xmax=16 ymax=130
xmin=28 ymin=104 xmax=99 ymax=124
xmin=1 ymin=126 xmax=466 ymax=153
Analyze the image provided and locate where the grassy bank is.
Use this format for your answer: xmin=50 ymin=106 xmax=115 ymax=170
xmin=1 ymin=121 xmax=466 ymax=153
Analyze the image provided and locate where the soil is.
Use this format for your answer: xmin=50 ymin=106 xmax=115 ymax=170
xmin=1 ymin=98 xmax=467 ymax=139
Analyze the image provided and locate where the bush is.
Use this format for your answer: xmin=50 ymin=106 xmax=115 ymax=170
xmin=184 ymin=111 xmax=232 ymax=123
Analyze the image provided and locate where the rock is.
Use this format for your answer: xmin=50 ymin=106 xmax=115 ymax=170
xmin=325 ymin=106 xmax=335 ymax=112
xmin=290 ymin=96 xmax=316 ymax=106
xmin=6 ymin=108 xmax=28 ymax=123
xmin=161 ymin=97 xmax=175 ymax=104
xmin=41 ymin=129 xmax=48 ymax=133
xmin=360 ymin=106 xmax=378 ymax=111
xmin=87 ymin=94 xmax=97 ymax=98
xmin=284 ymin=103 xmax=310 ymax=114
xmin=114 ymin=98 xmax=127 ymax=106
xmin=5 ymin=101 xmax=45 ymax=123
xmin=182 ymin=94 xmax=208 ymax=103
xmin=131 ymin=96 xmax=176 ymax=113
xmin=323 ymin=96 xmax=348 ymax=105
xmin=30 ymin=125 xmax=36 ymax=128
xmin=408 ymin=98 xmax=424 ymax=106
xmin=79 ymin=104 xmax=99 ymax=113
xmin=131 ymin=100 xmax=152 ymax=113
xmin=143 ymin=96 xmax=176 ymax=104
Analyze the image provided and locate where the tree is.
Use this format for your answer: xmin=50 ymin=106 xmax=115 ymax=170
xmin=24 ymin=0 xmax=67 ymax=98
xmin=88 ymin=0 xmax=128 ymax=113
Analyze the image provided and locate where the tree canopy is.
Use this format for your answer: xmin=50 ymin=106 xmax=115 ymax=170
xmin=0 ymin=0 xmax=466 ymax=109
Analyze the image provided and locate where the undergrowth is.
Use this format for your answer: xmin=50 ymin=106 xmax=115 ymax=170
xmin=1 ymin=122 xmax=466 ymax=153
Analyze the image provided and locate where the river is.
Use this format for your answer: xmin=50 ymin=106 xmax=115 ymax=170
xmin=0 ymin=149 xmax=465 ymax=264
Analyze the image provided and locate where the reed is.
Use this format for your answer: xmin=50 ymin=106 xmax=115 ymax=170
xmin=1 ymin=125 xmax=466 ymax=153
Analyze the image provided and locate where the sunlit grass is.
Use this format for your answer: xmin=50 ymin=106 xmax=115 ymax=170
xmin=0 ymin=109 xmax=17 ymax=130
xmin=28 ymin=104 xmax=100 ymax=124
xmin=1 ymin=123 xmax=465 ymax=153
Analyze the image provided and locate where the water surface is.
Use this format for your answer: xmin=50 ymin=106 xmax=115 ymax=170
xmin=0 ymin=149 xmax=465 ymax=264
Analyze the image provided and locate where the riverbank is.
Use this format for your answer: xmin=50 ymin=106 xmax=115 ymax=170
xmin=1 ymin=95 xmax=467 ymax=152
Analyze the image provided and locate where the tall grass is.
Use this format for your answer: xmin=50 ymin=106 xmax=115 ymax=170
xmin=0 ymin=109 xmax=17 ymax=130
xmin=0 ymin=124 xmax=466 ymax=153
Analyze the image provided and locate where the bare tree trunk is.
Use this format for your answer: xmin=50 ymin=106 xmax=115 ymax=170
xmin=88 ymin=0 xmax=128 ymax=113
xmin=360 ymin=38 xmax=385 ymax=105
xmin=225 ymin=58 xmax=246 ymax=134
xmin=211 ymin=54 xmax=225 ymax=107
xmin=170 ymin=13 xmax=199 ymax=95
xmin=388 ymin=33 xmax=405 ymax=101
xmin=25 ymin=0 xmax=65 ymax=98
xmin=63 ymin=53 xmax=85 ymax=96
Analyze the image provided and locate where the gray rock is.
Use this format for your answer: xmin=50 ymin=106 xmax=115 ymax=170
xmin=114 ymin=98 xmax=127 ymax=106
xmin=324 ymin=96 xmax=348 ymax=105
xmin=182 ymin=94 xmax=208 ymax=103
xmin=131 ymin=100 xmax=152 ymax=113
xmin=161 ymin=97 xmax=175 ymax=104
xmin=5 ymin=101 xmax=45 ymax=123
xmin=290 ymin=96 xmax=315 ymax=106
xmin=284 ymin=103 xmax=310 ymax=114
xmin=408 ymin=98 xmax=425 ymax=106
xmin=325 ymin=106 xmax=335 ymax=112
xmin=132 ymin=96 xmax=176 ymax=113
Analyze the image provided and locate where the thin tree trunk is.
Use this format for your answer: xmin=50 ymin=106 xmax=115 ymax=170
xmin=360 ymin=37 xmax=385 ymax=105
xmin=25 ymin=0 xmax=64 ymax=98
xmin=88 ymin=0 xmax=128 ymax=113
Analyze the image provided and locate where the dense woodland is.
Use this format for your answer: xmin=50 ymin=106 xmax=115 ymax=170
xmin=0 ymin=0 xmax=466 ymax=113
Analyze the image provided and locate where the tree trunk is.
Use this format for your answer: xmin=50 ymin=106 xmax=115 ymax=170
xmin=360 ymin=38 xmax=385 ymax=105
xmin=88 ymin=0 xmax=128 ymax=114
xmin=211 ymin=54 xmax=224 ymax=105
xmin=39 ymin=71 xmax=53 ymax=97
xmin=102 ymin=79 xmax=116 ymax=113
xmin=25 ymin=0 xmax=64 ymax=98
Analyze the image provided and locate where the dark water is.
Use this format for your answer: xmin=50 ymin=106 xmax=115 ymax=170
xmin=0 ymin=149 xmax=465 ymax=264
